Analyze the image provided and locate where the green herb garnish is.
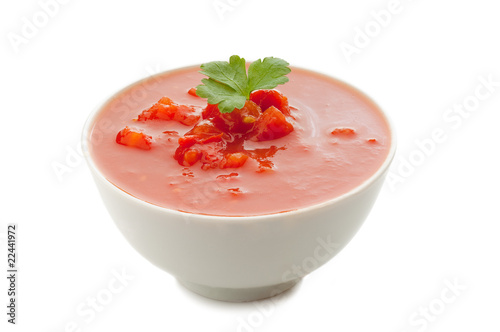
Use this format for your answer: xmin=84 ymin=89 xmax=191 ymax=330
xmin=195 ymin=55 xmax=291 ymax=113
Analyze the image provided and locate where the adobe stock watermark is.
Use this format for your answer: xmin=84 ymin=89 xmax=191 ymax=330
xmin=55 ymin=267 xmax=134 ymax=332
xmin=387 ymin=74 xmax=499 ymax=191
xmin=236 ymin=235 xmax=340 ymax=332
xmin=51 ymin=142 xmax=84 ymax=183
xmin=7 ymin=0 xmax=72 ymax=54
xmin=213 ymin=0 xmax=244 ymax=21
xmin=340 ymin=0 xmax=411 ymax=63
xmin=179 ymin=175 xmax=228 ymax=225
xmin=51 ymin=64 xmax=165 ymax=183
xmin=397 ymin=278 xmax=466 ymax=332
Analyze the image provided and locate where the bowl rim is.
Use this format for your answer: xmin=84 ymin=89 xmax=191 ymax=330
xmin=81 ymin=64 xmax=397 ymax=223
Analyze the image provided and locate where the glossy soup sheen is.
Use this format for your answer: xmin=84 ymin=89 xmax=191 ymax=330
xmin=89 ymin=66 xmax=391 ymax=216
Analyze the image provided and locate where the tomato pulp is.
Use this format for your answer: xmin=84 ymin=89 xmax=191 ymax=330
xmin=89 ymin=66 xmax=391 ymax=216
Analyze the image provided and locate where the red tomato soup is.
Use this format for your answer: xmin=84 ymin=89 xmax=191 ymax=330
xmin=89 ymin=66 xmax=391 ymax=216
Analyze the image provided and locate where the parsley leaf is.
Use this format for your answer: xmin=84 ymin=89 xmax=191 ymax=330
xmin=247 ymin=57 xmax=291 ymax=92
xmin=199 ymin=55 xmax=248 ymax=97
xmin=196 ymin=78 xmax=247 ymax=114
xmin=195 ymin=55 xmax=290 ymax=113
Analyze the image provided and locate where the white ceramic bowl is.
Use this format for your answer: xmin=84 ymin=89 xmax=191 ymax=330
xmin=82 ymin=68 xmax=396 ymax=302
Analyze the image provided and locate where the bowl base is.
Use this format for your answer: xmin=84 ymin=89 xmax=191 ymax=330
xmin=178 ymin=278 xmax=301 ymax=302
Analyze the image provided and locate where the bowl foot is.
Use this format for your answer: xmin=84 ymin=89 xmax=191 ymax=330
xmin=178 ymin=278 xmax=301 ymax=302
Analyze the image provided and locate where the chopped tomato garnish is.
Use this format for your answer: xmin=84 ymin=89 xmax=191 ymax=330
xmin=222 ymin=153 xmax=248 ymax=168
xmin=174 ymin=122 xmax=250 ymax=169
xmin=183 ymin=149 xmax=201 ymax=166
xmin=199 ymin=133 xmax=224 ymax=144
xmin=158 ymin=97 xmax=174 ymax=105
xmin=137 ymin=97 xmax=201 ymax=126
xmin=119 ymin=89 xmax=295 ymax=170
xmin=331 ymin=127 xmax=356 ymax=136
xmin=116 ymin=126 xmax=152 ymax=150
xmin=248 ymin=106 xmax=294 ymax=141
xmin=178 ymin=135 xmax=199 ymax=149
xmin=202 ymin=103 xmax=219 ymax=119
xmin=174 ymin=120 xmax=229 ymax=168
xmin=186 ymin=120 xmax=226 ymax=137
xmin=188 ymin=88 xmax=199 ymax=97
xmin=250 ymin=89 xmax=290 ymax=116
xmin=198 ymin=142 xmax=227 ymax=170
xmin=203 ymin=100 xmax=261 ymax=135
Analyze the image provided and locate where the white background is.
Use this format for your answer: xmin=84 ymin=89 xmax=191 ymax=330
xmin=1 ymin=0 xmax=499 ymax=331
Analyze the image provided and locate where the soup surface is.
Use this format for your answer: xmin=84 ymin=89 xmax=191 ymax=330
xmin=89 ymin=66 xmax=391 ymax=216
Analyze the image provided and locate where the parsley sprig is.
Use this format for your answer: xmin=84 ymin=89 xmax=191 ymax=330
xmin=195 ymin=55 xmax=291 ymax=113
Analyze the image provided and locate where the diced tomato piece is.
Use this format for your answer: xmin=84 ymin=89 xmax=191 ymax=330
xmin=186 ymin=120 xmax=222 ymax=136
xmin=367 ymin=138 xmax=378 ymax=143
xmin=202 ymin=103 xmax=220 ymax=119
xmin=248 ymin=106 xmax=294 ymax=141
xmin=174 ymin=105 xmax=201 ymax=126
xmin=158 ymin=97 xmax=174 ymax=105
xmin=116 ymin=126 xmax=152 ymax=150
xmin=331 ymin=127 xmax=356 ymax=136
xmin=173 ymin=91 xmax=294 ymax=169
xmin=174 ymin=121 xmax=229 ymax=168
xmin=250 ymin=89 xmax=290 ymax=116
xmin=176 ymin=121 xmax=226 ymax=160
xmin=183 ymin=149 xmax=201 ymax=166
xmin=202 ymin=100 xmax=261 ymax=135
xmin=137 ymin=97 xmax=201 ymax=126
xmin=185 ymin=120 xmax=228 ymax=141
xmin=137 ymin=103 xmax=172 ymax=121
xmin=199 ymin=133 xmax=224 ymax=144
xmin=222 ymin=153 xmax=248 ymax=168
xmin=176 ymin=145 xmax=249 ymax=169
xmin=137 ymin=103 xmax=165 ymax=121
xmin=188 ymin=88 xmax=199 ymax=97
xmin=199 ymin=142 xmax=226 ymax=169
xmin=178 ymin=135 xmax=198 ymax=149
